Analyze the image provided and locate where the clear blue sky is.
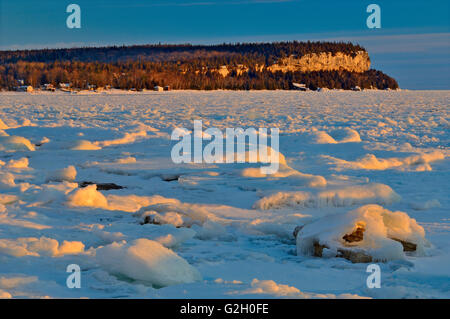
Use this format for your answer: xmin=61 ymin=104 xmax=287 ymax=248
xmin=0 ymin=0 xmax=449 ymax=89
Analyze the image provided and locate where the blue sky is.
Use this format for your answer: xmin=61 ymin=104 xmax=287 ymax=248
xmin=0 ymin=0 xmax=449 ymax=89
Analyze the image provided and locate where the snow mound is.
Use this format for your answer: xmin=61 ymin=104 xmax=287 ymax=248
xmin=311 ymin=128 xmax=361 ymax=144
xmin=46 ymin=165 xmax=77 ymax=182
xmin=0 ymin=172 xmax=16 ymax=189
xmin=234 ymin=279 xmax=369 ymax=299
xmin=0 ymin=136 xmax=35 ymax=151
xmin=254 ymin=183 xmax=400 ymax=210
xmin=241 ymin=165 xmax=327 ymax=187
xmin=95 ymin=239 xmax=201 ymax=287
xmin=67 ymin=184 xmax=108 ymax=209
xmin=70 ymin=140 xmax=102 ymax=151
xmin=0 ymin=236 xmax=85 ymax=257
xmin=6 ymin=157 xmax=29 ymax=169
xmin=139 ymin=202 xmax=211 ymax=226
xmin=324 ymin=151 xmax=445 ymax=171
xmin=67 ymin=186 xmax=180 ymax=213
xmin=296 ymin=204 xmax=427 ymax=262
xmin=0 ymin=119 xmax=8 ymax=130
xmin=95 ymin=130 xmax=147 ymax=147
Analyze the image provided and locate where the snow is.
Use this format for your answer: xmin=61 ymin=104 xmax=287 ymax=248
xmin=0 ymin=90 xmax=448 ymax=298
xmin=95 ymin=239 xmax=201 ymax=287
xmin=296 ymin=204 xmax=428 ymax=261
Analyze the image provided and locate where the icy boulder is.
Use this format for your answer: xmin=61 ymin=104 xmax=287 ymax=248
xmin=46 ymin=165 xmax=77 ymax=182
xmin=67 ymin=184 xmax=108 ymax=208
xmin=296 ymin=204 xmax=427 ymax=262
xmin=95 ymin=239 xmax=201 ymax=287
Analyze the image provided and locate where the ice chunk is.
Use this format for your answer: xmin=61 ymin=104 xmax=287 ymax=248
xmin=0 ymin=136 xmax=35 ymax=151
xmin=296 ymin=204 xmax=428 ymax=262
xmin=67 ymin=184 xmax=108 ymax=209
xmin=95 ymin=239 xmax=201 ymax=287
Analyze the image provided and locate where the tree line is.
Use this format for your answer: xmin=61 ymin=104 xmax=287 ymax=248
xmin=0 ymin=42 xmax=398 ymax=90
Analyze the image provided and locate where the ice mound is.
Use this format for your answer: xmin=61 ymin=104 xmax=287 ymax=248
xmin=296 ymin=204 xmax=427 ymax=262
xmin=95 ymin=239 xmax=201 ymax=287
xmin=139 ymin=202 xmax=211 ymax=226
xmin=106 ymin=194 xmax=178 ymax=212
xmin=254 ymin=183 xmax=400 ymax=210
xmin=0 ymin=119 xmax=8 ymax=130
xmin=0 ymin=194 xmax=18 ymax=205
xmin=0 ymin=236 xmax=85 ymax=257
xmin=154 ymin=227 xmax=196 ymax=248
xmin=46 ymin=165 xmax=77 ymax=182
xmin=241 ymin=164 xmax=327 ymax=187
xmin=67 ymin=184 xmax=108 ymax=209
xmin=311 ymin=128 xmax=361 ymax=144
xmin=70 ymin=140 xmax=102 ymax=151
xmin=0 ymin=172 xmax=16 ymax=189
xmin=324 ymin=151 xmax=445 ymax=171
xmin=233 ymin=279 xmax=369 ymax=299
xmin=6 ymin=157 xmax=29 ymax=169
xmin=0 ymin=136 xmax=35 ymax=151
xmin=95 ymin=130 xmax=147 ymax=147
xmin=67 ymin=186 xmax=179 ymax=212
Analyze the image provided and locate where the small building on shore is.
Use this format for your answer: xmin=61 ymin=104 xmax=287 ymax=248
xmin=154 ymin=86 xmax=164 ymax=92
xmin=16 ymin=85 xmax=34 ymax=92
xmin=292 ymin=83 xmax=309 ymax=91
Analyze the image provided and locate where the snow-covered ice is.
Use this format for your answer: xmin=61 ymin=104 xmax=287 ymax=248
xmin=0 ymin=90 xmax=448 ymax=298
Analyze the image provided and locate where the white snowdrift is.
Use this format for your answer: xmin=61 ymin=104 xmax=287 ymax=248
xmin=324 ymin=151 xmax=445 ymax=171
xmin=311 ymin=128 xmax=361 ymax=144
xmin=67 ymin=184 xmax=108 ymax=209
xmin=254 ymin=183 xmax=400 ymax=210
xmin=296 ymin=204 xmax=427 ymax=262
xmin=95 ymin=130 xmax=147 ymax=147
xmin=70 ymin=140 xmax=102 ymax=151
xmin=0 ymin=172 xmax=16 ymax=189
xmin=0 ymin=236 xmax=85 ymax=257
xmin=233 ymin=279 xmax=369 ymax=299
xmin=241 ymin=164 xmax=327 ymax=187
xmin=67 ymin=185 xmax=180 ymax=212
xmin=0 ymin=119 xmax=8 ymax=130
xmin=0 ymin=136 xmax=35 ymax=151
xmin=46 ymin=165 xmax=77 ymax=182
xmin=6 ymin=157 xmax=29 ymax=169
xmin=95 ymin=239 xmax=201 ymax=287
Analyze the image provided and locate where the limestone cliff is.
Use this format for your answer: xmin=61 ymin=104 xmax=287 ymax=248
xmin=267 ymin=51 xmax=370 ymax=73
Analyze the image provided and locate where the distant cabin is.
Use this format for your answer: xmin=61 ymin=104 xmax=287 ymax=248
xmin=351 ymin=86 xmax=362 ymax=91
xmin=43 ymin=84 xmax=55 ymax=91
xmin=154 ymin=86 xmax=164 ymax=92
xmin=292 ymin=82 xmax=309 ymax=91
xmin=59 ymin=83 xmax=71 ymax=89
xmin=164 ymin=86 xmax=171 ymax=91
xmin=17 ymin=85 xmax=33 ymax=92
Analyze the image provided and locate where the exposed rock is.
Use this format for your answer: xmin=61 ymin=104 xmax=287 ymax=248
xmin=391 ymin=238 xmax=417 ymax=252
xmin=267 ymin=51 xmax=370 ymax=73
xmin=337 ymin=248 xmax=373 ymax=263
xmin=79 ymin=181 xmax=124 ymax=191
xmin=343 ymin=226 xmax=365 ymax=243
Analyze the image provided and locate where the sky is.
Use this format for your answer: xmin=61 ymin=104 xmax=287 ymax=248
xmin=0 ymin=0 xmax=449 ymax=89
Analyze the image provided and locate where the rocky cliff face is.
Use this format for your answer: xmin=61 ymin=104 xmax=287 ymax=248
xmin=267 ymin=51 xmax=370 ymax=73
